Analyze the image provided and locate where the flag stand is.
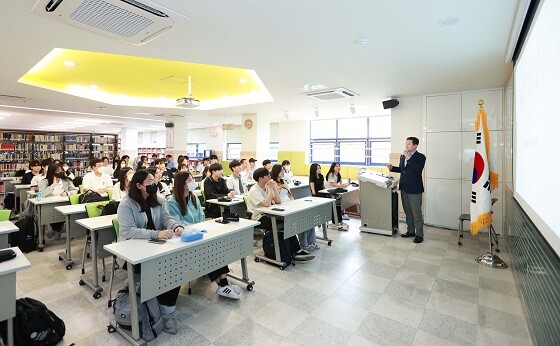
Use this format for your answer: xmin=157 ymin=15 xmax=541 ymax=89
xmin=476 ymin=223 xmax=508 ymax=269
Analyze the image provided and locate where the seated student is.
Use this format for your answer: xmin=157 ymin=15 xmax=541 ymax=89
xmin=166 ymin=171 xmax=242 ymax=299
xmin=121 ymin=155 xmax=131 ymax=168
xmin=136 ymin=155 xmax=148 ymax=171
xmin=102 ymin=156 xmax=114 ymax=177
xmin=178 ymin=163 xmax=189 ymax=172
xmin=326 ymin=162 xmax=350 ymax=226
xmin=117 ymin=169 xmax=185 ymax=333
xmin=270 ymin=165 xmax=318 ymax=251
xmin=150 ymin=154 xmax=158 ymax=166
xmin=147 ymin=166 xmax=171 ymax=199
xmin=112 ymin=167 xmax=133 ymax=201
xmin=226 ymin=160 xmax=247 ymax=195
xmin=248 ymin=158 xmax=257 ymax=177
xmin=82 ymin=158 xmax=113 ymax=195
xmin=22 ymin=160 xmax=41 ymax=184
xmin=209 ymin=154 xmax=219 ymax=165
xmin=30 ymin=158 xmax=53 ymax=189
xmin=38 ymin=164 xmax=78 ymax=240
xmin=61 ymin=161 xmax=75 ymax=181
xmin=196 ymin=157 xmax=209 ymax=173
xmin=112 ymin=159 xmax=125 ymax=180
xmin=156 ymin=158 xmax=173 ymax=187
xmin=246 ymin=167 xmax=314 ymax=262
xmin=203 ymin=163 xmax=235 ymax=218
xmin=166 ymin=154 xmax=177 ymax=171
xmin=262 ymin=159 xmax=272 ymax=171
xmin=281 ymin=160 xmax=294 ymax=184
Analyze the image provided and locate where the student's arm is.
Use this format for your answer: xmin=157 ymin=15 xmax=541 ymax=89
xmin=309 ymin=181 xmax=317 ymax=196
xmin=38 ymin=179 xmax=55 ymax=197
xmin=117 ymin=199 xmax=158 ymax=240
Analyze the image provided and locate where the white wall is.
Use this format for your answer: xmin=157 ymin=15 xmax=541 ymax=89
xmin=186 ymin=128 xmax=206 ymax=143
xmin=278 ymin=121 xmax=309 ymax=151
xmin=225 ymin=125 xmax=242 ymax=143
xmin=390 ymin=96 xmax=424 ymax=153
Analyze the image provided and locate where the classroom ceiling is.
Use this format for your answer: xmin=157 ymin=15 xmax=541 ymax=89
xmin=0 ymin=0 xmax=519 ymax=133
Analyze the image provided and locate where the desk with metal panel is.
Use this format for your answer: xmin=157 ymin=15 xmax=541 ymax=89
xmin=0 ymin=247 xmax=31 ymax=346
xmin=28 ymin=196 xmax=69 ymax=252
xmin=0 ymin=221 xmax=19 ymax=249
xmin=54 ymin=204 xmax=88 ymax=270
xmin=254 ymin=197 xmax=335 ymax=268
xmin=103 ymin=218 xmax=259 ymax=345
xmin=206 ymin=198 xmax=246 ymax=216
xmin=14 ymin=184 xmax=32 ymax=212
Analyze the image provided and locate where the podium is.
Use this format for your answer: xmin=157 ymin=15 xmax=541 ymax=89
xmin=358 ymin=171 xmax=399 ymax=236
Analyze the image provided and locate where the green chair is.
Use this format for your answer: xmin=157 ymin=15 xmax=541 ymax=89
xmin=107 ymin=190 xmax=113 ymax=200
xmin=108 ymin=218 xmax=120 ymax=307
xmin=79 ymin=185 xmax=84 ymax=193
xmin=81 ymin=201 xmax=111 ymax=277
xmin=0 ymin=209 xmax=11 ymax=221
xmin=68 ymin=193 xmax=82 ymax=205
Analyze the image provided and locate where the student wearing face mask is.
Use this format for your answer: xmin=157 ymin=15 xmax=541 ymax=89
xmin=82 ymin=158 xmax=113 ymax=195
xmin=61 ymin=161 xmax=75 ymax=181
xmin=112 ymin=167 xmax=133 ymax=201
xmin=38 ymin=164 xmax=78 ymax=240
xmin=165 ymin=171 xmax=242 ymax=299
xmin=102 ymin=156 xmax=114 ymax=176
xmin=203 ymin=163 xmax=235 ymax=218
xmin=117 ymin=169 xmax=185 ymax=333
xmin=281 ymin=160 xmax=294 ymax=184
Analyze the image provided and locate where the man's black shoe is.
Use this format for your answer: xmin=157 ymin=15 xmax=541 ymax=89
xmin=401 ymin=232 xmax=415 ymax=238
xmin=413 ymin=236 xmax=423 ymax=243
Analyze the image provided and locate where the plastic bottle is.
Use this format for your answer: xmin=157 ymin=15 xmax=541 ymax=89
xmin=36 ymin=191 xmax=43 ymax=201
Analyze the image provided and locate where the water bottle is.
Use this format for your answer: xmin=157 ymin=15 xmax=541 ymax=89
xmin=36 ymin=191 xmax=43 ymax=201
xmin=348 ymin=178 xmax=351 ymax=185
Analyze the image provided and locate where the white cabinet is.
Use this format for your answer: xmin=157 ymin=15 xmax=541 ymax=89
xmin=426 ymin=94 xmax=462 ymax=132
xmin=461 ymin=89 xmax=503 ymax=131
xmin=425 ymin=178 xmax=462 ymax=229
xmin=426 ymin=132 xmax=462 ymax=180
xmin=461 ymin=131 xmax=503 ymax=182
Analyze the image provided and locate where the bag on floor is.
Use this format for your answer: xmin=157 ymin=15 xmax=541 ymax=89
xmin=0 ymin=297 xmax=65 ymax=345
xmin=112 ymin=282 xmax=165 ymax=341
xmin=3 ymin=192 xmax=15 ymax=210
xmin=10 ymin=216 xmax=37 ymax=253
xmin=262 ymin=230 xmax=293 ymax=265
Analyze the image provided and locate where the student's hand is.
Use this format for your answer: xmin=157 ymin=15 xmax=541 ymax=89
xmin=228 ymin=191 xmax=236 ymax=197
xmin=158 ymin=230 xmax=174 ymax=239
xmin=61 ymin=192 xmax=68 ymax=197
xmin=341 ymin=183 xmax=349 ymax=187
xmin=173 ymin=226 xmax=184 ymax=235
xmin=266 ymin=179 xmax=276 ymax=189
xmin=98 ymin=187 xmax=108 ymax=194
xmin=386 ymin=163 xmax=393 ymax=170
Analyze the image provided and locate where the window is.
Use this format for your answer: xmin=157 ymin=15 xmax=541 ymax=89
xmin=309 ymin=116 xmax=390 ymax=165
xmin=226 ymin=143 xmax=241 ymax=160
xmin=186 ymin=143 xmax=206 ymax=159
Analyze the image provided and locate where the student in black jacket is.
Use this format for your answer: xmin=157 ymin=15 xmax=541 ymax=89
xmin=21 ymin=160 xmax=41 ymax=184
xmin=203 ymin=163 xmax=235 ymax=218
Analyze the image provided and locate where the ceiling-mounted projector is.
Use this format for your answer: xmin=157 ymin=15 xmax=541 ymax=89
xmin=176 ymin=97 xmax=200 ymax=108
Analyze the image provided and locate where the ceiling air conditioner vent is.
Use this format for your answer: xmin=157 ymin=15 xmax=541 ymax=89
xmin=305 ymin=87 xmax=359 ymax=101
xmin=32 ymin=0 xmax=189 ymax=45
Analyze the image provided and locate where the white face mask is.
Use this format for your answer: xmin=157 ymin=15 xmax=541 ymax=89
xmin=285 ymin=165 xmax=291 ymax=172
xmin=63 ymin=166 xmax=69 ymax=171
xmin=187 ymin=181 xmax=198 ymax=191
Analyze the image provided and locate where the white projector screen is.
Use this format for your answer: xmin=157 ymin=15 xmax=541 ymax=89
xmin=514 ymin=0 xmax=560 ymax=254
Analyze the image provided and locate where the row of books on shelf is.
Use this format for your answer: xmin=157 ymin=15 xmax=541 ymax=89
xmin=0 ymin=154 xmax=31 ymax=160
xmin=34 ymin=134 xmax=64 ymax=142
xmin=0 ymin=133 xmax=33 ymax=141
xmin=65 ymin=144 xmax=91 ymax=151
xmin=64 ymin=134 xmax=91 ymax=142
xmin=0 ymin=162 xmax=27 ymax=172
xmin=92 ymin=136 xmax=115 ymax=144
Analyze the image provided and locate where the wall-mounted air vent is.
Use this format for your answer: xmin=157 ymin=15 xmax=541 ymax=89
xmin=305 ymin=87 xmax=359 ymax=101
xmin=32 ymin=0 xmax=189 ymax=45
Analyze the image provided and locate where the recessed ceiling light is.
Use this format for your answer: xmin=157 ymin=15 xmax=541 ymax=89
xmin=63 ymin=61 xmax=77 ymax=67
xmin=239 ymin=78 xmax=248 ymax=84
xmin=0 ymin=117 xmax=4 ymax=120
xmin=438 ymin=18 xmax=459 ymax=26
xmin=355 ymin=38 xmax=368 ymax=47
xmin=90 ymin=84 xmax=99 ymax=89
xmin=136 ymin=112 xmax=152 ymax=115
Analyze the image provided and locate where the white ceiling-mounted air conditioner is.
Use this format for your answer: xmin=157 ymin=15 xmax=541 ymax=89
xmin=305 ymin=87 xmax=359 ymax=101
xmin=31 ymin=0 xmax=189 ymax=45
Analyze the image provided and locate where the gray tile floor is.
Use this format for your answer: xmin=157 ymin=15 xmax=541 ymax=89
xmin=11 ymin=218 xmax=532 ymax=345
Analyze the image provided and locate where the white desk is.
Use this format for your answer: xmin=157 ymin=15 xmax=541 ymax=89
xmin=29 ymin=196 xmax=69 ymax=252
xmin=0 ymin=247 xmax=31 ymax=346
xmin=14 ymin=184 xmax=32 ymax=212
xmin=103 ymin=218 xmax=259 ymax=345
xmin=0 ymin=221 xmax=19 ymax=249
xmin=206 ymin=197 xmax=246 ymax=216
xmin=254 ymin=197 xmax=335 ymax=268
xmin=3 ymin=179 xmax=21 ymax=195
xmin=76 ymin=214 xmax=117 ymax=299
xmin=289 ymin=182 xmax=311 ymax=200
xmin=54 ymin=204 xmax=88 ymax=270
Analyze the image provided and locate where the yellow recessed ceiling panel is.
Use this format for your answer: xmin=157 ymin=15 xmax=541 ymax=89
xmin=19 ymin=48 xmax=273 ymax=110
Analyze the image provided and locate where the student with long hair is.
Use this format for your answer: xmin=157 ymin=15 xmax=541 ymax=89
xmin=308 ymin=163 xmax=324 ymax=197
xmin=166 ymin=171 xmax=241 ymax=299
xmin=326 ymin=162 xmax=349 ymax=226
xmin=116 ymin=169 xmax=185 ymax=333
xmin=112 ymin=167 xmax=133 ymax=201
xmin=146 ymin=166 xmax=171 ymax=199
xmin=271 ymin=165 xmax=319 ymax=250
xmin=38 ymin=164 xmax=78 ymax=239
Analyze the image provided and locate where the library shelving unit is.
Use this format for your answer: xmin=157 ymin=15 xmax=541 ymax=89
xmin=138 ymin=147 xmax=166 ymax=158
xmin=0 ymin=130 xmax=118 ymax=182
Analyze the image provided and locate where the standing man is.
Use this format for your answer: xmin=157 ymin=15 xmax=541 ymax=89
xmin=386 ymin=137 xmax=426 ymax=243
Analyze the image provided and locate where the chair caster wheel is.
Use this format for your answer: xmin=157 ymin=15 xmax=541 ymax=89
xmin=458 ymin=242 xmax=462 ymax=246
xmin=79 ymin=279 xmax=85 ymax=285
xmin=460 ymin=235 xmax=464 ymax=238
xmin=93 ymin=292 xmax=101 ymax=299
xmin=496 ymin=249 xmax=500 ymax=253
xmin=59 ymin=256 xmax=62 ymax=261
xmin=247 ymin=284 xmax=253 ymax=291
xmin=107 ymin=325 xmax=116 ymax=333
xmin=66 ymin=264 xmax=72 ymax=270
xmin=254 ymin=257 xmax=260 ymax=262
xmin=328 ymin=241 xmax=332 ymax=246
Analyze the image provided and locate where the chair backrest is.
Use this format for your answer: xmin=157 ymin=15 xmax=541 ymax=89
xmin=112 ymin=218 xmax=119 ymax=238
xmin=85 ymin=201 xmax=110 ymax=218
xmin=69 ymin=193 xmax=82 ymax=205
xmin=108 ymin=189 xmax=113 ymax=200
xmin=0 ymin=209 xmax=11 ymax=221
xmin=79 ymin=184 xmax=84 ymax=193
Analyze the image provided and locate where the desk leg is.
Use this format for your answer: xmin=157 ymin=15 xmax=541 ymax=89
xmin=316 ymin=223 xmax=333 ymax=246
xmin=253 ymin=215 xmax=287 ymax=269
xmin=226 ymin=257 xmax=255 ymax=291
xmin=7 ymin=317 xmax=13 ymax=346
xmin=129 ymin=265 xmax=140 ymax=341
xmin=36 ymin=205 xmax=44 ymax=252
xmin=0 ymin=234 xmax=8 ymax=249
xmin=219 ymin=205 xmax=225 ymax=216
xmin=58 ymin=215 xmax=75 ymax=270
xmin=79 ymin=230 xmax=103 ymax=299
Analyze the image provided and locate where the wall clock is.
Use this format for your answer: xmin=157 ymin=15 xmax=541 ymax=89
xmin=244 ymin=119 xmax=253 ymax=129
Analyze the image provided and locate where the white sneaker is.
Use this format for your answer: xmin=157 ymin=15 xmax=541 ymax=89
xmin=230 ymin=284 xmax=242 ymax=295
xmin=217 ymin=285 xmax=240 ymax=300
xmin=302 ymin=244 xmax=314 ymax=251
xmin=311 ymin=243 xmax=320 ymax=250
xmin=342 ymin=214 xmax=350 ymax=220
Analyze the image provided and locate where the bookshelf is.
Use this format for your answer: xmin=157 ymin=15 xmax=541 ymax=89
xmin=138 ymin=147 xmax=166 ymax=157
xmin=0 ymin=130 xmax=118 ymax=180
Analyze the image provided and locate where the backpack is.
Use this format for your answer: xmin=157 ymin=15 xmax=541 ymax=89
xmin=10 ymin=216 xmax=37 ymax=253
xmin=3 ymin=192 xmax=15 ymax=210
xmin=72 ymin=176 xmax=83 ymax=188
xmin=79 ymin=191 xmax=106 ymax=204
xmin=0 ymin=297 xmax=65 ymax=345
xmin=100 ymin=200 xmax=119 ymax=216
xmin=262 ymin=230 xmax=293 ymax=267
xmin=112 ymin=282 xmax=165 ymax=341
